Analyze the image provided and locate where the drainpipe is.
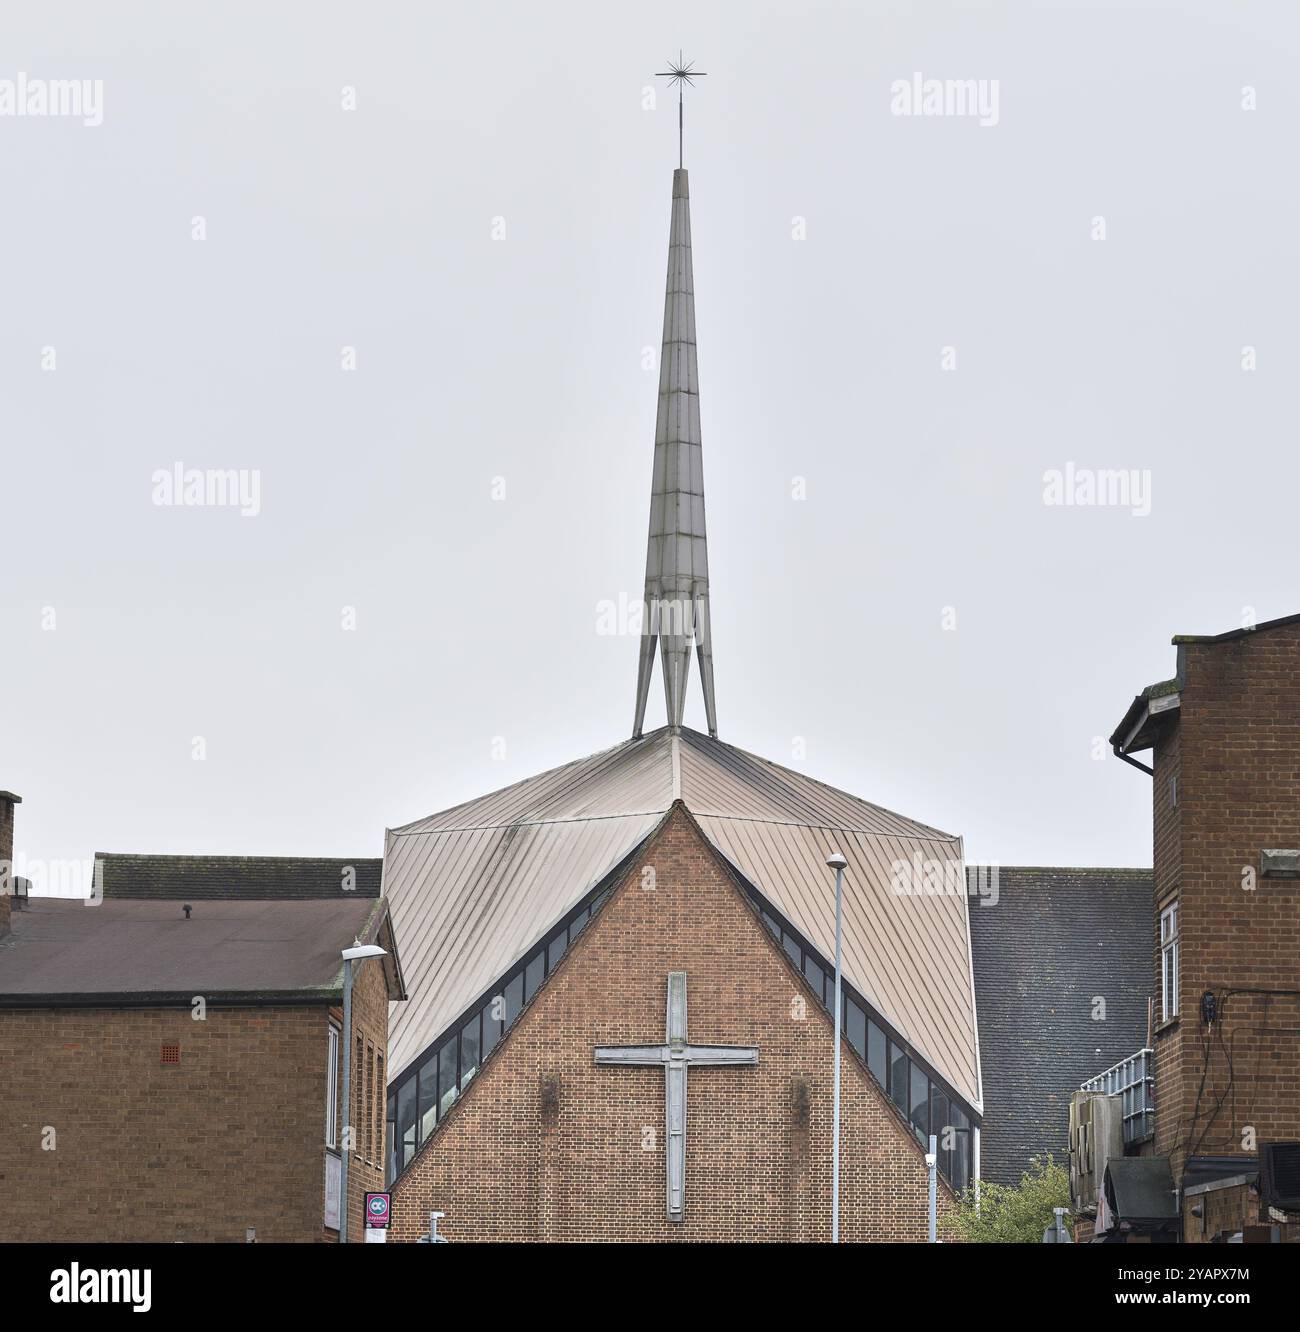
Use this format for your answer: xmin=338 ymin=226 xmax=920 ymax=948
xmin=1112 ymin=744 xmax=1153 ymax=777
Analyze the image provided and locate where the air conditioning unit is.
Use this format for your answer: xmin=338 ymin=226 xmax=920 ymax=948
xmin=1259 ymin=1142 xmax=1300 ymax=1212
xmin=1070 ymin=1091 xmax=1123 ymax=1213
xmin=1069 ymin=1092 xmax=1094 ymax=1210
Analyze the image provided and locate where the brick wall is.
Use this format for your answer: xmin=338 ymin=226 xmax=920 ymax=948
xmin=1151 ymin=719 xmax=1185 ymax=1161
xmin=1183 ymin=1182 xmax=1252 ymax=1243
xmin=0 ymin=1003 xmax=341 ymax=1242
xmin=328 ymin=954 xmax=389 ymax=1241
xmin=1150 ymin=626 xmax=1300 ymax=1194
xmin=390 ymin=805 xmax=953 ymax=1243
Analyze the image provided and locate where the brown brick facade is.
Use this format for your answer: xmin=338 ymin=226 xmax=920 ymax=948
xmin=390 ymin=805 xmax=953 ymax=1242
xmin=329 ymin=952 xmax=389 ymax=1241
xmin=0 ymin=793 xmax=18 ymax=939
xmin=1147 ymin=625 xmax=1300 ymax=1213
xmin=0 ymin=956 xmax=389 ymax=1243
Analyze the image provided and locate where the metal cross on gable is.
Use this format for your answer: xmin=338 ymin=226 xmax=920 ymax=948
xmin=595 ymin=970 xmax=757 ymax=1222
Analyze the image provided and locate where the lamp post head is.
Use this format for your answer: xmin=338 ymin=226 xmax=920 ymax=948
xmin=341 ymin=943 xmax=387 ymax=962
xmin=825 ymin=852 xmax=848 ymax=871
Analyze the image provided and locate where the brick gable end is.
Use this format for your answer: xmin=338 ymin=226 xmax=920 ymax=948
xmin=390 ymin=803 xmax=949 ymax=1242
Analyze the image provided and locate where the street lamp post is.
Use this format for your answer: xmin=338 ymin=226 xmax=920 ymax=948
xmin=826 ymin=851 xmax=848 ymax=1244
xmin=339 ymin=942 xmax=387 ymax=1245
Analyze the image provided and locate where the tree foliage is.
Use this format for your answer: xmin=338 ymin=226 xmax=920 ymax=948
xmin=942 ymin=1155 xmax=1071 ymax=1244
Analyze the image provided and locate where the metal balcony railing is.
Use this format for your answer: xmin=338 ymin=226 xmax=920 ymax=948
xmin=1080 ymin=1048 xmax=1154 ymax=1147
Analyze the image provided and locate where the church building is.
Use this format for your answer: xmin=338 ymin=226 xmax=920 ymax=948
xmin=381 ymin=151 xmax=983 ymax=1241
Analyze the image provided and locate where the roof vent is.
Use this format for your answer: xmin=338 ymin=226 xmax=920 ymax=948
xmin=160 ymin=1044 xmax=180 ymax=1065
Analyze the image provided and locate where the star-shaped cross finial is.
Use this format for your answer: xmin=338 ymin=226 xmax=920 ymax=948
xmin=655 ymin=51 xmax=708 ymax=168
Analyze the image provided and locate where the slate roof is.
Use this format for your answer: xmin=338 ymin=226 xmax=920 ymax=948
xmin=96 ymin=853 xmax=382 ymax=900
xmin=966 ymin=865 xmax=1153 ymax=1186
xmin=383 ymin=725 xmax=983 ymax=1110
xmin=0 ymin=895 xmax=404 ymax=1004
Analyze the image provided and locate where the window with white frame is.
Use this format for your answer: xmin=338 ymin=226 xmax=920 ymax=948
xmin=326 ymin=1025 xmax=340 ymax=1148
xmin=1160 ymin=901 xmax=1180 ymax=1021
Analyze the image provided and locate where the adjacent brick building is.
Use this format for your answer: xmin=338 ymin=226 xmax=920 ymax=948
xmin=390 ymin=804 xmax=953 ymax=1243
xmin=1109 ymin=612 xmax=1300 ymax=1242
xmin=0 ymin=823 xmax=404 ymax=1243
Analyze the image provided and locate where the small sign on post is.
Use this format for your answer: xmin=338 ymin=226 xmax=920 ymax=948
xmin=364 ymin=1192 xmax=391 ymax=1230
xmin=324 ymin=1154 xmax=341 ymax=1231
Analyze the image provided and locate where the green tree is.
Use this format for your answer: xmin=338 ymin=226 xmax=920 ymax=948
xmin=943 ymin=1154 xmax=1071 ymax=1244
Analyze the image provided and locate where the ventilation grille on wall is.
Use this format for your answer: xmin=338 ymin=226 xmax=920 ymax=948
xmin=160 ymin=1044 xmax=180 ymax=1065
xmin=1259 ymin=1142 xmax=1300 ymax=1211
xmin=1260 ymin=849 xmax=1300 ymax=879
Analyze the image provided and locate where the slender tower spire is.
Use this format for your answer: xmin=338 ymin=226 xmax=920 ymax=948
xmin=632 ymin=73 xmax=717 ymax=740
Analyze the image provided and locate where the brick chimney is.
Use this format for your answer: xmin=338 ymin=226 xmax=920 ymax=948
xmin=0 ymin=791 xmax=20 ymax=938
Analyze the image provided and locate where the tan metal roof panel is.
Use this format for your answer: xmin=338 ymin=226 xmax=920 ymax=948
xmin=382 ymin=725 xmax=981 ymax=1108
xmin=385 ymin=813 xmax=662 ymax=1076
xmin=697 ymin=816 xmax=979 ymax=1104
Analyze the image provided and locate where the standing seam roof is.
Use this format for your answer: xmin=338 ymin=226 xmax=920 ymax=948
xmin=383 ymin=727 xmax=981 ymax=1107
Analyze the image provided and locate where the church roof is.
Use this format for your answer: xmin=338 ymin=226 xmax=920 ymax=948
xmin=383 ymin=725 xmax=983 ymax=1108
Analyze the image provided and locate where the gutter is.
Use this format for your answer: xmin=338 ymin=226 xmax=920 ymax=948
xmin=1112 ymin=745 xmax=1154 ymax=777
xmin=0 ymin=989 xmax=342 ymax=1009
xmin=1111 ymin=670 xmax=1185 ymax=778
xmin=1183 ymin=1173 xmax=1257 ymax=1199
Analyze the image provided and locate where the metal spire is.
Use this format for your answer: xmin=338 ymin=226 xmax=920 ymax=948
xmin=632 ymin=146 xmax=718 ymax=740
xmin=655 ymin=52 xmax=707 ymax=170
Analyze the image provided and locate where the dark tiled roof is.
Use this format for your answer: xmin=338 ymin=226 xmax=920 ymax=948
xmin=0 ymin=895 xmax=400 ymax=1002
xmin=95 ymin=853 xmax=382 ymax=900
xmin=967 ymin=866 xmax=1153 ymax=1187
xmin=1172 ymin=609 xmax=1300 ymax=644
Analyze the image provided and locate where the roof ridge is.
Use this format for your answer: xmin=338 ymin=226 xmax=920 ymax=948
xmin=94 ymin=851 xmax=381 ymax=862
xmin=971 ymin=864 xmax=1153 ymax=874
xmin=679 ymin=727 xmax=958 ymax=841
xmin=389 ymin=808 xmax=673 ymax=838
xmin=693 ymin=810 xmax=961 ymax=843
xmin=389 ymin=729 xmax=669 ymax=834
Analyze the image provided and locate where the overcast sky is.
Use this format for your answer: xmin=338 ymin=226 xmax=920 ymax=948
xmin=3 ymin=1 xmax=1296 ymax=890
